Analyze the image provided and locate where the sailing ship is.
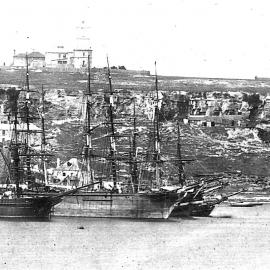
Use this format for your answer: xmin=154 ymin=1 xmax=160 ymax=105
xmin=53 ymin=58 xmax=186 ymax=219
xmin=170 ymin=173 xmax=243 ymax=217
xmin=0 ymin=54 xmax=64 ymax=219
xmin=155 ymin=96 xmax=240 ymax=217
xmin=170 ymin=181 xmax=223 ymax=217
xmin=0 ymin=55 xmax=94 ymax=219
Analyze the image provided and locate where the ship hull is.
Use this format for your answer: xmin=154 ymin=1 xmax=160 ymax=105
xmin=171 ymin=203 xmax=215 ymax=218
xmin=190 ymin=204 xmax=215 ymax=217
xmin=53 ymin=191 xmax=179 ymax=219
xmin=0 ymin=197 xmax=60 ymax=219
xmin=170 ymin=204 xmax=193 ymax=218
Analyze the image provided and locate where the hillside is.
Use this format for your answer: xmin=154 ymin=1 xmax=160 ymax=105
xmin=1 ymin=68 xmax=270 ymax=190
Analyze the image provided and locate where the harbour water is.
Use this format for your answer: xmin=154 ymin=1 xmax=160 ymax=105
xmin=0 ymin=204 xmax=270 ymax=270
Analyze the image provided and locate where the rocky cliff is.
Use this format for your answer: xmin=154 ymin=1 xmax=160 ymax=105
xmin=1 ymin=69 xmax=270 ymax=188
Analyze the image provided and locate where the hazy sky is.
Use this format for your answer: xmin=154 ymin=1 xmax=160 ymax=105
xmin=1 ymin=0 xmax=270 ymax=78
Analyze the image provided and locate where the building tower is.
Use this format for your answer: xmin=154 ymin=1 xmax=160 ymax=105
xmin=72 ymin=21 xmax=92 ymax=70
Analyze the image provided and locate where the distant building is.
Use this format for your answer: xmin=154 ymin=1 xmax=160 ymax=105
xmin=0 ymin=121 xmax=11 ymax=143
xmin=0 ymin=103 xmax=10 ymax=143
xmin=13 ymin=21 xmax=92 ymax=71
xmin=48 ymin=158 xmax=93 ymax=187
xmin=71 ymin=49 xmax=91 ymax=69
xmin=0 ymin=101 xmax=40 ymax=144
xmin=45 ymin=46 xmax=73 ymax=69
xmin=45 ymin=46 xmax=92 ymax=71
xmin=45 ymin=21 xmax=92 ymax=71
xmin=187 ymin=93 xmax=248 ymax=127
xmin=12 ymin=46 xmax=92 ymax=71
xmin=13 ymin=51 xmax=45 ymax=68
xmin=0 ymin=121 xmax=40 ymax=144
xmin=188 ymin=115 xmax=243 ymax=127
xmin=72 ymin=20 xmax=92 ymax=69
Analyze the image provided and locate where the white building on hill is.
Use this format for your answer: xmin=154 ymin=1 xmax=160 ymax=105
xmin=45 ymin=21 xmax=92 ymax=71
xmin=45 ymin=46 xmax=92 ymax=70
xmin=13 ymin=21 xmax=92 ymax=71
xmin=13 ymin=51 xmax=45 ymax=68
xmin=45 ymin=46 xmax=73 ymax=69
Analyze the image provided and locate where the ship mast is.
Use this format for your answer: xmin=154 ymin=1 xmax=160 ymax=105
xmin=10 ymin=53 xmax=31 ymax=197
xmin=12 ymin=92 xmax=20 ymax=197
xmin=177 ymin=122 xmax=185 ymax=185
xmin=84 ymin=53 xmax=93 ymax=183
xmin=177 ymin=91 xmax=186 ymax=186
xmin=106 ymin=57 xmax=117 ymax=189
xmin=40 ymin=85 xmax=48 ymax=185
xmin=25 ymin=53 xmax=31 ymax=183
xmin=154 ymin=61 xmax=161 ymax=188
xmin=131 ymin=100 xmax=138 ymax=192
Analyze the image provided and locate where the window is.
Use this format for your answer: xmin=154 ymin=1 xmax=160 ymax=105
xmin=82 ymin=60 xmax=85 ymax=66
xmin=83 ymin=52 xmax=85 ymax=57
xmin=58 ymin=60 xmax=67 ymax=64
xmin=2 ymin=130 xmax=5 ymax=136
xmin=63 ymin=54 xmax=66 ymax=59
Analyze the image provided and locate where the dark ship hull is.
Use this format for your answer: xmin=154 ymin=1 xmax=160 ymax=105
xmin=170 ymin=203 xmax=193 ymax=218
xmin=190 ymin=203 xmax=215 ymax=217
xmin=0 ymin=196 xmax=61 ymax=219
xmin=53 ymin=191 xmax=180 ymax=219
xmin=170 ymin=201 xmax=215 ymax=218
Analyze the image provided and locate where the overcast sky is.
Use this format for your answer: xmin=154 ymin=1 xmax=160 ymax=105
xmin=1 ymin=0 xmax=270 ymax=78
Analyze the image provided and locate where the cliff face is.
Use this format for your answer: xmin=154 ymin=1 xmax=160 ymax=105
xmin=1 ymin=69 xmax=270 ymax=182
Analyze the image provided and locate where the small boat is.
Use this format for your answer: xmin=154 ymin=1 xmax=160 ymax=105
xmin=229 ymin=201 xmax=263 ymax=207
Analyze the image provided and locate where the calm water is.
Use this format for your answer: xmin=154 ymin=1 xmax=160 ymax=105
xmin=1 ymin=204 xmax=270 ymax=270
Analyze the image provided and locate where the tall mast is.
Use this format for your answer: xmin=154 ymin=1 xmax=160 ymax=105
xmin=25 ymin=53 xmax=31 ymax=182
xmin=41 ymin=85 xmax=48 ymax=185
xmin=177 ymin=122 xmax=184 ymax=185
xmin=131 ymin=100 xmax=138 ymax=192
xmin=84 ymin=53 xmax=93 ymax=183
xmin=87 ymin=54 xmax=91 ymax=96
xmin=106 ymin=56 xmax=117 ymax=189
xmin=154 ymin=61 xmax=161 ymax=187
xmin=13 ymin=92 xmax=20 ymax=197
xmin=177 ymin=91 xmax=185 ymax=186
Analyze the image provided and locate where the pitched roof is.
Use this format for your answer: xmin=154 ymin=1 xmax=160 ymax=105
xmin=14 ymin=52 xmax=45 ymax=58
xmin=14 ymin=53 xmax=26 ymax=58
xmin=28 ymin=51 xmax=45 ymax=58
